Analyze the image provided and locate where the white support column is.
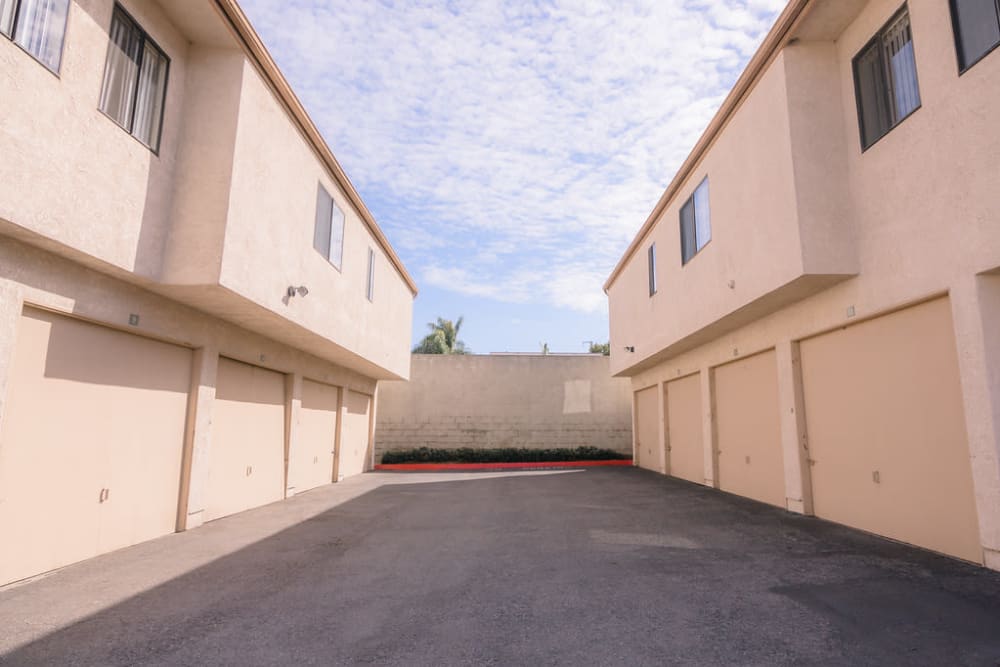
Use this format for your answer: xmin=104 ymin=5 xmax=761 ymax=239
xmin=951 ymin=275 xmax=1000 ymax=570
xmin=776 ymin=339 xmax=813 ymax=515
xmin=658 ymin=381 xmax=670 ymax=475
xmin=284 ymin=373 xmax=303 ymax=497
xmin=367 ymin=384 xmax=379 ymax=472
xmin=0 ymin=282 xmax=23 ymax=440
xmin=630 ymin=387 xmax=639 ymax=466
xmin=332 ymin=386 xmax=346 ymax=482
xmin=177 ymin=346 xmax=219 ymax=532
xmin=700 ymin=367 xmax=719 ymax=488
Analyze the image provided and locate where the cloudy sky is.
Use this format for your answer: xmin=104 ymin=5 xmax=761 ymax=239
xmin=240 ymin=0 xmax=786 ymax=353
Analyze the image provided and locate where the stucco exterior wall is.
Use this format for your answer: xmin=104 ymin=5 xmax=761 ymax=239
xmin=375 ymin=355 xmax=632 ymax=459
xmin=606 ymin=0 xmax=1000 ymax=568
xmin=0 ymin=0 xmax=188 ymax=278
xmin=0 ymin=0 xmax=416 ymax=381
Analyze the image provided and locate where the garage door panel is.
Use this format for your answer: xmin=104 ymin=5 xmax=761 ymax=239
xmin=666 ymin=373 xmax=704 ymax=484
xmin=207 ymin=358 xmax=285 ymax=521
xmin=715 ymin=350 xmax=785 ymax=507
xmin=338 ymin=391 xmax=370 ymax=480
xmin=634 ymin=386 xmax=661 ymax=473
xmin=0 ymin=308 xmax=190 ymax=586
xmin=800 ymin=298 xmax=981 ymax=562
xmin=294 ymin=379 xmax=338 ymax=493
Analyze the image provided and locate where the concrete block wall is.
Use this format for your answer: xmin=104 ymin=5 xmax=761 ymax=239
xmin=375 ymin=354 xmax=632 ymax=459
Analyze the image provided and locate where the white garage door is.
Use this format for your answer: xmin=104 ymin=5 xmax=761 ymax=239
xmin=205 ymin=357 xmax=286 ymax=521
xmin=800 ymin=298 xmax=981 ymax=563
xmin=714 ymin=350 xmax=785 ymax=508
xmin=634 ymin=385 xmax=662 ymax=473
xmin=0 ymin=307 xmax=191 ymax=586
xmin=292 ymin=379 xmax=339 ymax=493
xmin=338 ymin=390 xmax=371 ymax=480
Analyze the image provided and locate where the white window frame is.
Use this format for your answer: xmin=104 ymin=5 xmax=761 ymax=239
xmin=366 ymin=248 xmax=375 ymax=302
xmin=680 ymin=177 xmax=711 ymax=265
xmin=0 ymin=0 xmax=71 ymax=74
xmin=97 ymin=4 xmax=170 ymax=152
xmin=647 ymin=243 xmax=657 ymax=296
xmin=314 ymin=184 xmax=345 ymax=270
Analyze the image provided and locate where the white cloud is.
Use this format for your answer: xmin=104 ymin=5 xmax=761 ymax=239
xmin=241 ymin=0 xmax=784 ymax=313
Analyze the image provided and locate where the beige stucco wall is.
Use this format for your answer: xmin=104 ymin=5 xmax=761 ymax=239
xmin=0 ymin=237 xmax=379 ymax=535
xmin=375 ymin=355 xmax=633 ymax=459
xmin=0 ymin=0 xmax=415 ymax=381
xmin=607 ymin=46 xmax=858 ymax=377
xmin=0 ymin=0 xmax=189 ymax=278
xmin=606 ymin=0 xmax=1000 ymax=567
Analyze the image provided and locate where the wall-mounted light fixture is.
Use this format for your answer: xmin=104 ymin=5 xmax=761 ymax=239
xmin=624 ymin=346 xmax=635 ymax=353
xmin=286 ymin=285 xmax=310 ymax=298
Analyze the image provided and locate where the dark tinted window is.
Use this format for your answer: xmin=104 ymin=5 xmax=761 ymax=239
xmin=951 ymin=0 xmax=1000 ymax=72
xmin=852 ymin=7 xmax=921 ymax=150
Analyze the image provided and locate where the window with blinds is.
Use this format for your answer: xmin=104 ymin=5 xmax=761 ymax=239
xmin=647 ymin=243 xmax=656 ymax=297
xmin=314 ymin=184 xmax=346 ymax=270
xmin=679 ymin=177 xmax=711 ymax=265
xmin=366 ymin=248 xmax=375 ymax=302
xmin=98 ymin=5 xmax=169 ymax=152
xmin=950 ymin=0 xmax=1000 ymax=72
xmin=0 ymin=0 xmax=71 ymax=73
xmin=852 ymin=7 xmax=921 ymax=150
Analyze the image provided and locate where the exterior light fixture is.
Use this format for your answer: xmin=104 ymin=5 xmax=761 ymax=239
xmin=286 ymin=285 xmax=309 ymax=298
xmin=624 ymin=346 xmax=635 ymax=353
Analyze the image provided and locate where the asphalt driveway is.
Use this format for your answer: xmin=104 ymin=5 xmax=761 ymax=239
xmin=2 ymin=467 xmax=999 ymax=666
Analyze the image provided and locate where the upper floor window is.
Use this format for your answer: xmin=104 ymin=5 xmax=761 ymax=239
xmin=852 ymin=7 xmax=921 ymax=150
xmin=647 ymin=243 xmax=657 ymax=296
xmin=950 ymin=0 xmax=1000 ymax=72
xmin=0 ymin=0 xmax=71 ymax=73
xmin=679 ymin=177 xmax=711 ymax=265
xmin=366 ymin=248 xmax=375 ymax=302
xmin=314 ymin=184 xmax=345 ymax=270
xmin=98 ymin=6 xmax=169 ymax=152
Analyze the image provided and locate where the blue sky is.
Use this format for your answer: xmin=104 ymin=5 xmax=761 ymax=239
xmin=240 ymin=0 xmax=786 ymax=353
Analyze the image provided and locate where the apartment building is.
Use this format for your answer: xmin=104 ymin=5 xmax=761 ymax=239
xmin=605 ymin=0 xmax=1000 ymax=568
xmin=0 ymin=0 xmax=417 ymax=586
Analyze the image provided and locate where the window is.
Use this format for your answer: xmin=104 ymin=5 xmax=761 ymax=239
xmin=314 ymin=184 xmax=345 ymax=269
xmin=647 ymin=243 xmax=657 ymax=296
xmin=852 ymin=7 xmax=921 ymax=150
xmin=0 ymin=0 xmax=71 ymax=73
xmin=366 ymin=248 xmax=375 ymax=302
xmin=679 ymin=177 xmax=711 ymax=265
xmin=98 ymin=6 xmax=169 ymax=152
xmin=950 ymin=0 xmax=1000 ymax=72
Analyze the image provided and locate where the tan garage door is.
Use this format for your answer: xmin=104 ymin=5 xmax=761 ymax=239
xmin=634 ymin=385 xmax=662 ymax=473
xmin=715 ymin=350 xmax=785 ymax=507
xmin=338 ymin=390 xmax=371 ymax=480
xmin=206 ymin=357 xmax=285 ymax=521
xmin=292 ymin=379 xmax=339 ymax=493
xmin=800 ymin=298 xmax=981 ymax=563
xmin=666 ymin=373 xmax=704 ymax=484
xmin=0 ymin=307 xmax=191 ymax=586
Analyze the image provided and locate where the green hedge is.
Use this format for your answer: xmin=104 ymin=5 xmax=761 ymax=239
xmin=380 ymin=446 xmax=630 ymax=464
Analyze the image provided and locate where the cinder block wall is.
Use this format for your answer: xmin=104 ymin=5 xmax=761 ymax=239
xmin=375 ymin=354 xmax=632 ymax=459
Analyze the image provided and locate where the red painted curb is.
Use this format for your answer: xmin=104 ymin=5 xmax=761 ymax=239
xmin=375 ymin=460 xmax=634 ymax=471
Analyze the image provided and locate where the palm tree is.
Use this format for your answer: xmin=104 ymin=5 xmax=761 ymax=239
xmin=413 ymin=316 xmax=470 ymax=354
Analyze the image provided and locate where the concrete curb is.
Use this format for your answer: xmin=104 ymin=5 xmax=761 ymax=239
xmin=374 ymin=460 xmax=634 ymax=472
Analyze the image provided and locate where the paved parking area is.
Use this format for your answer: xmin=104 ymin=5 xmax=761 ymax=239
xmin=2 ymin=467 xmax=1000 ymax=666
